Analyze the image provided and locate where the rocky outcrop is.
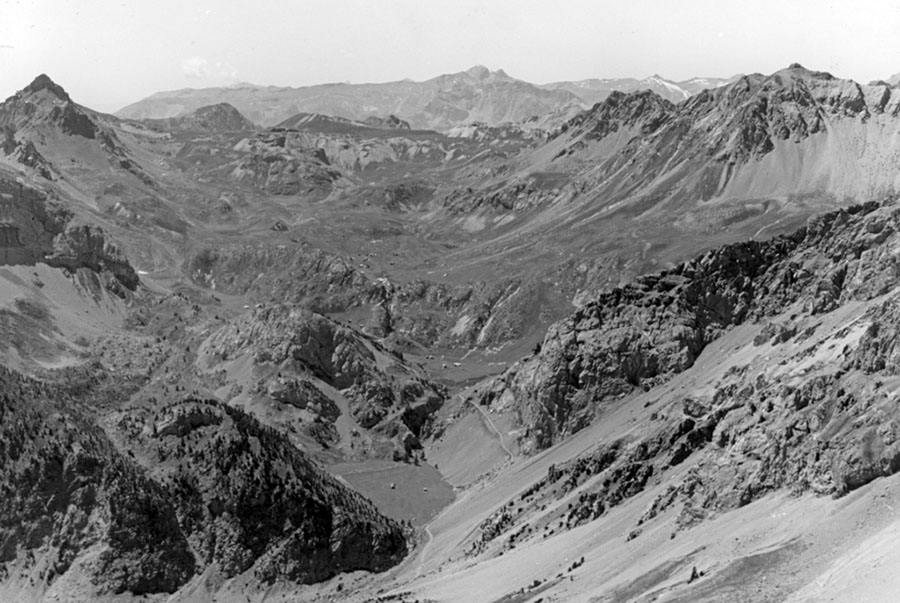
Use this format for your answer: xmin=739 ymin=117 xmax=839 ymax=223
xmin=362 ymin=114 xmax=411 ymax=129
xmin=45 ymin=223 xmax=140 ymax=291
xmin=1 ymin=75 xmax=155 ymax=185
xmin=154 ymin=401 xmax=224 ymax=437
xmin=0 ymin=176 xmax=138 ymax=291
xmin=364 ymin=301 xmax=393 ymax=337
xmin=0 ymin=367 xmax=196 ymax=596
xmin=0 ymin=366 xmax=409 ymax=598
xmin=2 ymin=129 xmax=56 ymax=180
xmin=479 ymin=200 xmax=894 ymax=452
xmin=228 ymin=136 xmax=340 ymax=196
xmin=19 ymin=74 xmax=71 ymax=102
xmin=450 ymin=65 xmax=900 ymax=223
xmin=563 ymin=89 xmax=673 ymax=142
xmin=190 ymin=240 xmax=371 ymax=311
xmin=117 ymin=398 xmax=407 ymax=583
xmin=0 ymin=177 xmax=68 ymax=249
xmin=201 ymin=304 xmax=447 ymax=459
xmin=267 ymin=377 xmax=340 ymax=420
xmin=50 ymin=102 xmax=98 ymax=139
xmin=189 ymin=241 xmax=551 ymax=348
xmin=465 ymin=196 xmax=900 ymax=559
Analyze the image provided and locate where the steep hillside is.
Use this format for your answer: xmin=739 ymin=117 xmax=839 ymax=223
xmin=469 ymin=64 xmax=900 ymax=218
xmin=368 ymin=196 xmax=900 ymax=602
xmin=0 ymin=367 xmax=195 ymax=599
xmin=0 ymin=367 xmax=407 ymax=602
xmin=475 ymin=200 xmax=886 ymax=451
xmin=0 ymin=75 xmax=154 ymax=187
xmin=554 ymin=64 xmax=900 ymax=203
xmin=427 ymin=64 xmax=900 ymax=312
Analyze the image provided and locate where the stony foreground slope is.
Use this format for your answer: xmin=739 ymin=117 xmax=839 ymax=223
xmin=373 ymin=197 xmax=900 ymax=602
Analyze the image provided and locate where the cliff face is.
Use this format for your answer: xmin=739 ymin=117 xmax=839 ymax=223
xmin=460 ymin=197 xmax=900 ymax=577
xmin=0 ymin=175 xmax=138 ymax=291
xmin=480 ymin=199 xmax=896 ymax=452
xmin=45 ymin=223 xmax=139 ymax=291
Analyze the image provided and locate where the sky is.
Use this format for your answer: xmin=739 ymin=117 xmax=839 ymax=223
xmin=1 ymin=0 xmax=899 ymax=113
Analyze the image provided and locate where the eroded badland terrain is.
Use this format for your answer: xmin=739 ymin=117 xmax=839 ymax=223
xmin=3 ymin=64 xmax=900 ymax=601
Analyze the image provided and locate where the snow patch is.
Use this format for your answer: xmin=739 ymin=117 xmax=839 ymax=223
xmin=451 ymin=314 xmax=473 ymax=337
xmin=645 ymin=76 xmax=689 ymax=99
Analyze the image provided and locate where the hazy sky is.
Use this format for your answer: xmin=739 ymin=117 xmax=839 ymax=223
xmin=2 ymin=0 xmax=899 ymax=112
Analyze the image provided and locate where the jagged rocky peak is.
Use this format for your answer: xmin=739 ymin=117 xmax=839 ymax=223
xmin=0 ymin=76 xmax=157 ymax=188
xmin=669 ymin=63 xmax=900 ymax=164
xmin=604 ymin=88 xmax=673 ymax=109
xmin=21 ymin=73 xmax=71 ymax=102
xmin=710 ymin=64 xmax=879 ymax=116
xmin=781 ymin=61 xmax=833 ymax=79
xmin=565 ymin=88 xmax=674 ymax=138
xmin=0 ymin=74 xmax=101 ymax=140
xmin=771 ymin=62 xmax=837 ymax=85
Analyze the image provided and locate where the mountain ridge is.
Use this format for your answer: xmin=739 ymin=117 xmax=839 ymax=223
xmin=116 ymin=66 xmax=582 ymax=130
xmin=115 ymin=66 xmax=742 ymax=129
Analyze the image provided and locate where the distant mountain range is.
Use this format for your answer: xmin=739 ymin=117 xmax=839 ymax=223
xmin=116 ymin=65 xmax=578 ymax=130
xmin=116 ymin=66 xmax=745 ymax=130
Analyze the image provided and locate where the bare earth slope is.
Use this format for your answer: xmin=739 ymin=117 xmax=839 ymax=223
xmin=370 ymin=198 xmax=900 ymax=602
